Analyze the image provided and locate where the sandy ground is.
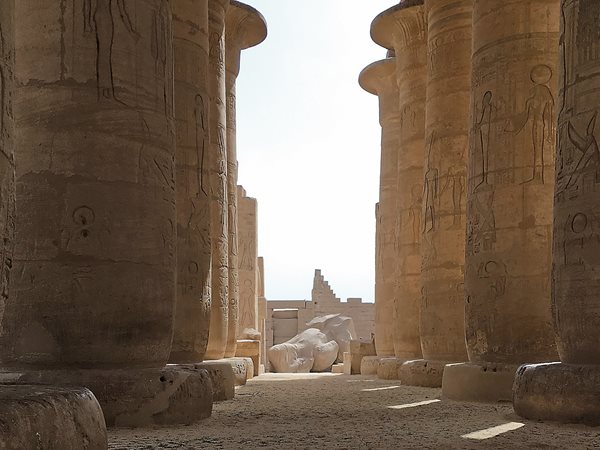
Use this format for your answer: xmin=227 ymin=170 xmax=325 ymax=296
xmin=108 ymin=373 xmax=600 ymax=449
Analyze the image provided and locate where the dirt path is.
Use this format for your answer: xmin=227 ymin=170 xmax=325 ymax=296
xmin=108 ymin=373 xmax=599 ymax=449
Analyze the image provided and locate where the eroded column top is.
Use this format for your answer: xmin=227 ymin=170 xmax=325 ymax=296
xmin=371 ymin=0 xmax=426 ymax=50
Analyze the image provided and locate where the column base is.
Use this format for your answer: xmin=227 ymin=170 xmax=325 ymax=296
xmin=377 ymin=357 xmax=403 ymax=380
xmin=236 ymin=340 xmax=261 ymax=376
xmin=171 ymin=362 xmax=234 ymax=402
xmin=360 ymin=356 xmax=380 ymax=375
xmin=513 ymin=362 xmax=600 ymax=425
xmin=0 ymin=385 xmax=107 ymax=449
xmin=442 ymin=362 xmax=517 ymax=402
xmin=399 ymin=359 xmax=448 ymax=388
xmin=209 ymin=357 xmax=254 ymax=385
xmin=0 ymin=366 xmax=213 ymax=427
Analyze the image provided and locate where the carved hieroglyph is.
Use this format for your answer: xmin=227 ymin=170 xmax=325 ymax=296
xmin=443 ymin=0 xmax=559 ymax=402
xmin=205 ymin=0 xmax=230 ymax=361
xmin=0 ymin=0 xmax=15 ymax=322
xmin=513 ymin=1 xmax=600 ymax=424
xmin=359 ymin=57 xmax=399 ymax=358
xmin=2 ymin=0 xmax=176 ymax=368
xmin=372 ymin=1 xmax=427 ymax=360
xmin=223 ymin=1 xmax=267 ymax=358
xmin=464 ymin=0 xmax=558 ymax=365
xmin=237 ymin=186 xmax=259 ymax=333
xmin=169 ymin=0 xmax=212 ymax=364
xmin=420 ymin=0 xmax=471 ymax=365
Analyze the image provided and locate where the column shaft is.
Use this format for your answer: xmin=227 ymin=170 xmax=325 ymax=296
xmin=170 ymin=0 xmax=212 ymax=364
xmin=391 ymin=5 xmax=427 ymax=360
xmin=514 ymin=0 xmax=600 ymax=424
xmin=205 ymin=0 xmax=230 ymax=360
xmin=400 ymin=0 xmax=472 ymax=387
xmin=443 ymin=0 xmax=559 ymax=402
xmin=360 ymin=57 xmax=400 ymax=359
xmin=238 ymin=187 xmax=259 ymax=332
xmin=5 ymin=0 xmax=176 ymax=369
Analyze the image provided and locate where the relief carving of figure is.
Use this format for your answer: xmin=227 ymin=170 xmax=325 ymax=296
xmin=477 ymin=260 xmax=507 ymax=302
xmin=423 ymin=134 xmax=438 ymax=234
xmin=83 ymin=0 xmax=139 ymax=101
xmin=505 ymin=65 xmax=555 ymax=184
xmin=440 ymin=165 xmax=466 ymax=230
xmin=473 ymin=91 xmax=493 ymax=191
xmin=408 ymin=184 xmax=422 ymax=243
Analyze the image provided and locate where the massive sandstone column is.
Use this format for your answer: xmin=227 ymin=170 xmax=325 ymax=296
xmin=371 ymin=0 xmax=427 ymax=379
xmin=205 ymin=0 xmax=230 ymax=360
xmin=399 ymin=0 xmax=471 ymax=388
xmin=514 ymin=0 xmax=600 ymax=424
xmin=170 ymin=0 xmax=212 ymax=364
xmin=442 ymin=0 xmax=559 ymax=402
xmin=1 ymin=0 xmax=212 ymax=426
xmin=224 ymin=1 xmax=267 ymax=358
xmin=238 ymin=186 xmax=259 ymax=333
xmin=359 ymin=56 xmax=399 ymax=360
xmin=0 ymin=3 xmax=106 ymax=447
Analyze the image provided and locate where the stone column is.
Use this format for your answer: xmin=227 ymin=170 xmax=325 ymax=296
xmin=257 ymin=256 xmax=268 ymax=370
xmin=237 ymin=186 xmax=259 ymax=333
xmin=359 ymin=56 xmax=399 ymax=361
xmin=169 ymin=0 xmax=212 ymax=364
xmin=442 ymin=0 xmax=559 ymax=402
xmin=0 ymin=2 xmax=106 ymax=446
xmin=398 ymin=0 xmax=471 ymax=388
xmin=514 ymin=0 xmax=600 ymax=425
xmin=1 ymin=0 xmax=212 ymax=427
xmin=223 ymin=1 xmax=267 ymax=359
xmin=371 ymin=1 xmax=427 ymax=379
xmin=205 ymin=0 xmax=230 ymax=360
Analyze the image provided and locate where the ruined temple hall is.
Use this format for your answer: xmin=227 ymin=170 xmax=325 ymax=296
xmin=0 ymin=1 xmax=599 ymax=449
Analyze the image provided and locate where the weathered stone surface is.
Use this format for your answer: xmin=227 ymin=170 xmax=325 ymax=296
xmin=4 ymin=0 xmax=175 ymax=368
xmin=268 ymin=329 xmax=339 ymax=373
xmin=224 ymin=1 xmax=267 ymax=359
xmin=206 ymin=0 xmax=230 ymax=361
xmin=306 ymin=314 xmax=357 ymax=363
xmin=398 ymin=359 xmax=445 ymax=388
xmin=0 ymin=367 xmax=213 ymax=428
xmin=442 ymin=362 xmax=517 ymax=402
xmin=350 ymin=340 xmax=376 ymax=375
xmin=442 ymin=0 xmax=560 ymax=401
xmin=360 ymin=57 xmax=398 ymax=359
xmin=513 ymin=0 xmax=600 ymax=425
xmin=360 ymin=356 xmax=380 ymax=376
xmin=402 ymin=0 xmax=472 ymax=388
xmin=514 ymin=363 xmax=600 ymax=425
xmin=236 ymin=340 xmax=261 ymax=376
xmin=170 ymin=0 xmax=212 ymax=365
xmin=194 ymin=361 xmax=235 ymax=401
xmin=0 ymin=0 xmax=15 ymax=321
xmin=0 ymin=386 xmax=107 ymax=450
xmin=238 ymin=186 xmax=259 ymax=335
xmin=377 ymin=357 xmax=402 ymax=380
xmin=371 ymin=1 xmax=426 ymax=361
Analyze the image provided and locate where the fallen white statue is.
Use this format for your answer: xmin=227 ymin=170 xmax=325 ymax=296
xmin=268 ymin=314 xmax=357 ymax=373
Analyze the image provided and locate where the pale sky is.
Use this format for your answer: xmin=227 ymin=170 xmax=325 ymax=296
xmin=235 ymin=1 xmax=398 ymax=302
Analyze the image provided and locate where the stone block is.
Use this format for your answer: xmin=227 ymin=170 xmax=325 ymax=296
xmin=0 ymin=385 xmax=107 ymax=450
xmin=331 ymin=364 xmax=344 ymax=374
xmin=343 ymin=352 xmax=352 ymax=375
xmin=513 ymin=363 xmax=600 ymax=425
xmin=236 ymin=340 xmax=261 ymax=376
xmin=399 ymin=359 xmax=445 ymax=388
xmin=360 ymin=356 xmax=380 ymax=376
xmin=193 ymin=361 xmax=235 ymax=401
xmin=442 ymin=362 xmax=517 ymax=402
xmin=272 ymin=309 xmax=298 ymax=319
xmin=350 ymin=340 xmax=376 ymax=375
xmin=377 ymin=357 xmax=402 ymax=380
xmin=0 ymin=367 xmax=213 ymax=427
